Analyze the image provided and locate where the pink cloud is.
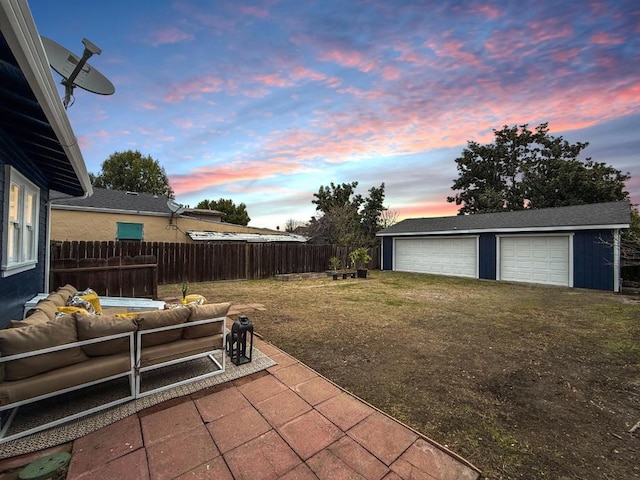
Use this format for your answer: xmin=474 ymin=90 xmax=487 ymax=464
xmin=241 ymin=5 xmax=269 ymax=18
xmin=254 ymin=73 xmax=293 ymax=88
xmin=590 ymin=32 xmax=624 ymax=45
xmin=163 ymin=76 xmax=224 ymax=103
xmin=147 ymin=27 xmax=194 ymax=46
xmin=550 ymin=48 xmax=580 ymax=63
xmin=170 ymin=159 xmax=310 ymax=195
xmin=318 ymin=49 xmax=377 ymax=73
xmin=473 ymin=4 xmax=502 ymax=20
xmin=425 ymin=40 xmax=484 ymax=69
xmin=139 ymin=102 xmax=159 ymax=110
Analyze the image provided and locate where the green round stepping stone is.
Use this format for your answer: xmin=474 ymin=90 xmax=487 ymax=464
xmin=19 ymin=452 xmax=71 ymax=480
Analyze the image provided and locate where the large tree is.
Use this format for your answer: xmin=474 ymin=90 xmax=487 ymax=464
xmin=92 ymin=150 xmax=174 ymax=198
xmin=447 ymin=123 xmax=630 ymax=215
xmin=309 ymin=181 xmax=386 ymax=247
xmin=196 ymin=198 xmax=250 ymax=226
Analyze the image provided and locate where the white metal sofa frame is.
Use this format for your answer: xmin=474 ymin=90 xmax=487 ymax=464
xmin=135 ymin=317 xmax=226 ymax=398
xmin=0 ymin=316 xmax=226 ymax=444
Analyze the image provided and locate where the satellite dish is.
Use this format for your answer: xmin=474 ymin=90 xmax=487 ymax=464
xmin=40 ymin=36 xmax=115 ymax=109
xmin=167 ymin=200 xmax=185 ymax=215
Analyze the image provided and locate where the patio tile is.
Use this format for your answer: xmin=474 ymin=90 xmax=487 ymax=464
xmin=238 ymin=373 xmax=288 ymax=404
xmin=381 ymin=472 xmax=404 ymax=480
xmin=255 ymin=389 xmax=312 ymax=427
xmin=224 ymin=430 xmax=302 ymax=480
xmin=306 ymin=449 xmax=367 ymax=480
xmin=67 ymin=448 xmax=149 ymax=480
xmin=254 ymin=340 xmax=281 ymax=357
xmin=293 ymin=376 xmax=341 ymax=405
xmin=348 ymin=413 xmax=418 ymax=466
xmin=140 ymin=400 xmax=203 ymax=446
xmin=271 ymin=363 xmax=318 ymax=387
xmin=195 ymin=386 xmax=251 ymax=422
xmin=390 ymin=438 xmax=480 ymax=480
xmin=173 ymin=455 xmax=234 ymax=480
xmin=278 ymin=410 xmax=343 ymax=460
xmin=267 ymin=352 xmax=298 ymax=372
xmin=207 ymin=405 xmax=271 ymax=453
xmin=67 ymin=416 xmax=142 ymax=477
xmin=326 ymin=436 xmax=390 ymax=480
xmin=315 ymin=392 xmax=374 ymax=430
xmin=279 ymin=463 xmax=320 ymax=479
xmin=146 ymin=425 xmax=219 ymax=480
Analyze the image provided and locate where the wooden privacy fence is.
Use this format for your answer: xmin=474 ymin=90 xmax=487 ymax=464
xmin=50 ymin=255 xmax=158 ymax=299
xmin=50 ymin=241 xmax=381 ymax=287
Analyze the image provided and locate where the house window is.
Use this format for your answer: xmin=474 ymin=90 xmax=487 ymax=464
xmin=117 ymin=222 xmax=144 ymax=241
xmin=2 ymin=166 xmax=39 ymax=276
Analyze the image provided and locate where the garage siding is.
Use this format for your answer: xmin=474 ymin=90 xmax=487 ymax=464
xmin=478 ymin=233 xmax=496 ymax=280
xmin=382 ymin=236 xmax=393 ymax=270
xmin=573 ymin=230 xmax=614 ymax=291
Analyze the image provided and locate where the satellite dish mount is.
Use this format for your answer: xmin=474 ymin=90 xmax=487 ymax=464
xmin=41 ymin=36 xmax=115 ymax=109
xmin=167 ymin=200 xmax=185 ymax=225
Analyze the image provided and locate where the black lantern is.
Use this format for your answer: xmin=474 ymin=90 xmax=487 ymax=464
xmin=226 ymin=315 xmax=254 ymax=365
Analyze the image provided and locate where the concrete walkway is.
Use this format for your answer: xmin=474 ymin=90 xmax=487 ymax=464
xmin=0 ymin=337 xmax=481 ymax=479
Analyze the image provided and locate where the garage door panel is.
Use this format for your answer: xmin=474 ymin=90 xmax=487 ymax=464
xmin=500 ymin=236 xmax=569 ymax=286
xmin=395 ymin=238 xmax=477 ymax=278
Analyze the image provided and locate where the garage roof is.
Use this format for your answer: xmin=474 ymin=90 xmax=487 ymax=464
xmin=378 ymin=201 xmax=631 ymax=236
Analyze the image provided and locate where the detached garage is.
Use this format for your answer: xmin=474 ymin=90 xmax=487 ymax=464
xmin=377 ymin=201 xmax=631 ymax=292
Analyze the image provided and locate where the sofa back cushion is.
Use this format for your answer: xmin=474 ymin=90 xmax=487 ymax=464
xmin=11 ymin=310 xmax=51 ymax=328
xmin=46 ymin=293 xmax=67 ymax=307
xmin=28 ymin=300 xmax=58 ymax=320
xmin=0 ymin=315 xmax=88 ymax=381
xmin=54 ymin=284 xmax=77 ymax=303
xmin=56 ymin=284 xmax=78 ymax=299
xmin=76 ymin=314 xmax=137 ymax=356
xmin=184 ymin=302 xmax=230 ymax=339
xmin=135 ymin=307 xmax=190 ymax=348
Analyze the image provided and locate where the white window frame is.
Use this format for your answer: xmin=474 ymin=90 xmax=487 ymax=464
xmin=2 ymin=166 xmax=40 ymax=277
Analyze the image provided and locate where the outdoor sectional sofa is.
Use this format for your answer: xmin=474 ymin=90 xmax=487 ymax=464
xmin=0 ymin=285 xmax=230 ymax=443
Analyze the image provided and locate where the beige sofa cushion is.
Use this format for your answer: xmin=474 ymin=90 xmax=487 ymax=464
xmin=47 ymin=293 xmax=67 ymax=307
xmin=0 ymin=315 xmax=88 ymax=381
xmin=28 ymin=300 xmax=58 ymax=320
xmin=135 ymin=307 xmax=190 ymax=347
xmin=55 ymin=284 xmax=77 ymax=303
xmin=184 ymin=303 xmax=230 ymax=339
xmin=56 ymin=284 xmax=78 ymax=299
xmin=0 ymin=353 xmax=131 ymax=407
xmin=76 ymin=314 xmax=137 ymax=356
xmin=11 ymin=310 xmax=51 ymax=328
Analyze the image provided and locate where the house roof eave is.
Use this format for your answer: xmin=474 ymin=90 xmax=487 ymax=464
xmin=0 ymin=0 xmax=92 ymax=197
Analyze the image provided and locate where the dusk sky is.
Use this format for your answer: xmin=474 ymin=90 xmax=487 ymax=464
xmin=30 ymin=0 xmax=639 ymax=229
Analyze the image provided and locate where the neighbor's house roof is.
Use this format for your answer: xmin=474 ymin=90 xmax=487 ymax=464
xmin=52 ymin=188 xmax=226 ymax=220
xmin=52 ymin=188 xmax=175 ymax=216
xmin=0 ymin=0 xmax=92 ymax=196
xmin=187 ymin=231 xmax=308 ymax=243
xmin=378 ymin=201 xmax=631 ymax=237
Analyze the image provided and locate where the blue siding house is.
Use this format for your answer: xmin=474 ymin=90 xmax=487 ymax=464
xmin=378 ymin=201 xmax=630 ymax=292
xmin=0 ymin=0 xmax=92 ymax=324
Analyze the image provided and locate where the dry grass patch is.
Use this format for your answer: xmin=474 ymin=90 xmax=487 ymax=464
xmin=159 ymin=271 xmax=640 ymax=479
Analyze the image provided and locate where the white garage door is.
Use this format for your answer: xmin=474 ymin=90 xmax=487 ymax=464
xmin=500 ymin=236 xmax=570 ymax=286
xmin=394 ymin=237 xmax=477 ymax=278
